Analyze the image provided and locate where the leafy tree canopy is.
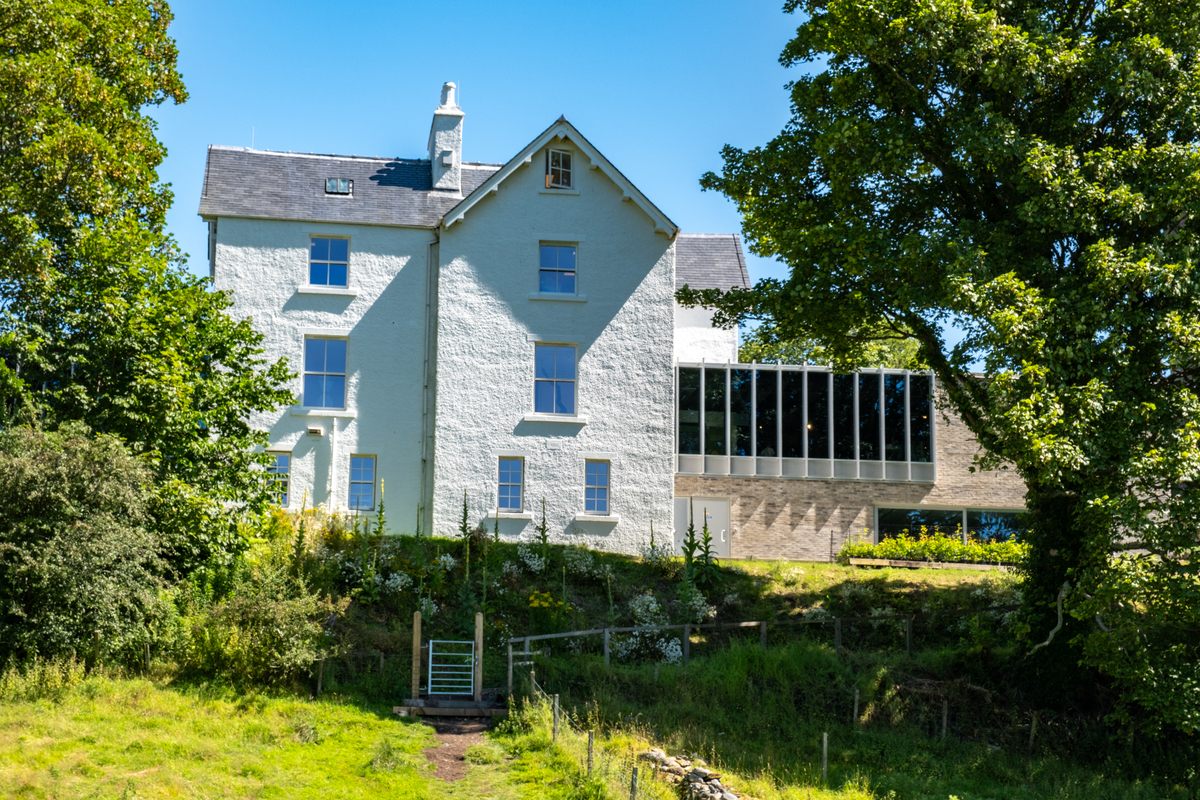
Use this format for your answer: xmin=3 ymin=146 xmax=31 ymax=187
xmin=739 ymin=322 xmax=923 ymax=368
xmin=0 ymin=1 xmax=293 ymax=573
xmin=686 ymin=0 xmax=1200 ymax=734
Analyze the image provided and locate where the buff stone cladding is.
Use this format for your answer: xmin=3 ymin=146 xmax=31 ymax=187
xmin=674 ymin=402 xmax=1028 ymax=561
xmin=199 ymin=83 xmax=1028 ymax=561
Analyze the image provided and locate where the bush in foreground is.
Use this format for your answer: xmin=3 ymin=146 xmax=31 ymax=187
xmin=0 ymin=424 xmax=164 ymax=663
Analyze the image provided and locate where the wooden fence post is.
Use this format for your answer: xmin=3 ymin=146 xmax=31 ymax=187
xmin=411 ymin=610 xmax=422 ymax=699
xmin=553 ymin=694 xmax=559 ymax=742
xmin=588 ymin=730 xmax=594 ymax=775
xmin=603 ymin=629 xmax=611 ymax=667
xmin=821 ymin=732 xmax=828 ymax=782
xmin=854 ymin=688 xmax=860 ymax=725
xmin=507 ymin=642 xmax=514 ymax=697
xmin=760 ymin=621 xmax=767 ymax=650
xmin=942 ymin=698 xmax=949 ymax=740
xmin=630 ymin=765 xmax=638 ymax=799
xmin=683 ymin=624 xmax=690 ymax=665
xmin=317 ymin=659 xmax=324 ymax=696
xmin=834 ymin=618 xmax=842 ymax=654
xmin=473 ymin=611 xmax=483 ymax=702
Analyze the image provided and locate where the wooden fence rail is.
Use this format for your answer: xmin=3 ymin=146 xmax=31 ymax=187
xmin=505 ymin=605 xmax=1019 ymax=693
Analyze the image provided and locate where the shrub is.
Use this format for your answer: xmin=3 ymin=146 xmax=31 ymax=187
xmin=839 ymin=531 xmax=1028 ymax=565
xmin=0 ymin=424 xmax=164 ymax=663
xmin=181 ymin=531 xmax=349 ymax=686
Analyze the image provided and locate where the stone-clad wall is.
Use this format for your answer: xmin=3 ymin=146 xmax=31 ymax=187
xmin=674 ymin=403 xmax=1027 ymax=561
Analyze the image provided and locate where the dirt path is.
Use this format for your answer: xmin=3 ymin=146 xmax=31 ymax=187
xmin=422 ymin=717 xmax=494 ymax=781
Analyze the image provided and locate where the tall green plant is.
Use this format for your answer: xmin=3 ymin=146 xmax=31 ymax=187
xmin=536 ymin=498 xmax=550 ymax=562
xmin=693 ymin=511 xmax=723 ymax=597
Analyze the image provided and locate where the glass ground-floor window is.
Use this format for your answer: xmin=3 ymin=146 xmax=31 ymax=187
xmin=877 ymin=507 xmax=1029 ymax=542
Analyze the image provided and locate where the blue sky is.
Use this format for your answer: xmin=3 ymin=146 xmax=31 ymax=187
xmin=152 ymin=0 xmax=805 ymax=286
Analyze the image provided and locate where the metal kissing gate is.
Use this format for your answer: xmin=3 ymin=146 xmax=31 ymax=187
xmin=428 ymin=639 xmax=475 ymax=696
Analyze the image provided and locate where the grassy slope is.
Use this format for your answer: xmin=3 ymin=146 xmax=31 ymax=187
xmin=329 ymin=535 xmax=1017 ymax=691
xmin=0 ymin=676 xmax=561 ymax=800
xmin=530 ymin=643 xmax=1186 ymax=800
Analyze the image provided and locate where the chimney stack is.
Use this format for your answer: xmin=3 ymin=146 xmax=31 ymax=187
xmin=428 ymin=82 xmax=464 ymax=193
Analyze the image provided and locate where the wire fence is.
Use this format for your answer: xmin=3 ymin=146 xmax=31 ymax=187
xmin=527 ymin=669 xmax=670 ymax=800
xmin=507 ymin=604 xmax=1019 ymax=682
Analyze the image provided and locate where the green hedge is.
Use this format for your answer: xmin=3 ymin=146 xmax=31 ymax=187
xmin=839 ymin=532 xmax=1028 ymax=565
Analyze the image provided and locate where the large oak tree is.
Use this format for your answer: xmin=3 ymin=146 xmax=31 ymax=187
xmin=684 ymin=0 xmax=1200 ymax=733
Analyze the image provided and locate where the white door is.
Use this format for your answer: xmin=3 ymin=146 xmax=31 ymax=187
xmin=672 ymin=497 xmax=731 ymax=559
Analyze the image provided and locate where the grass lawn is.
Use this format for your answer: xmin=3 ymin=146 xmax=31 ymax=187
xmin=0 ymin=676 xmax=548 ymax=800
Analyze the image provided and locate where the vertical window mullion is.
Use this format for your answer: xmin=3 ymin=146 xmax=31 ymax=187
xmin=750 ymin=363 xmax=756 ymax=459
xmin=725 ymin=367 xmax=731 ymax=458
xmin=800 ymin=366 xmax=807 ymax=460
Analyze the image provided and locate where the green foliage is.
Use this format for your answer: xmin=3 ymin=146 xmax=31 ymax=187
xmin=839 ymin=533 xmax=1028 ymax=566
xmin=534 ymin=641 xmax=1197 ymax=799
xmin=0 ymin=2 xmax=292 ymax=578
xmin=180 ymin=527 xmax=350 ymax=687
xmin=0 ymin=0 xmax=186 ymax=286
xmin=693 ymin=513 xmax=723 ymax=597
xmin=536 ymin=497 xmax=550 ymax=560
xmin=740 ymin=322 xmax=923 ymax=369
xmin=0 ymin=424 xmax=164 ymax=663
xmin=689 ymin=0 xmax=1200 ymax=733
xmin=0 ymin=654 xmax=87 ymax=702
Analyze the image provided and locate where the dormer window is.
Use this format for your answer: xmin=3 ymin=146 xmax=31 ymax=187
xmin=325 ymin=178 xmax=352 ymax=195
xmin=545 ymin=149 xmax=572 ymax=189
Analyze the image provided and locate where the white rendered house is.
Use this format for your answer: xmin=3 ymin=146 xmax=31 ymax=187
xmin=200 ymin=84 xmax=1025 ymax=558
xmin=200 ymin=84 xmax=746 ymax=554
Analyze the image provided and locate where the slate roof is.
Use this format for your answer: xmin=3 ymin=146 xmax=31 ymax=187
xmin=675 ymin=233 xmax=750 ymax=291
xmin=198 ymin=146 xmax=500 ymax=227
xmin=198 ymin=147 xmax=749 ymax=293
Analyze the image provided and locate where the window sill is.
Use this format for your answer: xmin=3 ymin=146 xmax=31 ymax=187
xmin=528 ymin=292 xmax=587 ymax=303
xmin=538 ymin=187 xmax=580 ymax=196
xmin=486 ymin=511 xmax=534 ymax=521
xmin=290 ymin=406 xmax=356 ymax=418
xmin=297 ymin=286 xmax=357 ymax=296
xmin=523 ymin=414 xmax=588 ymax=424
xmin=573 ymin=513 xmax=620 ymax=524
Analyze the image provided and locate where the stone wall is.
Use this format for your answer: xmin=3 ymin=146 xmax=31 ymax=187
xmin=674 ymin=402 xmax=1027 ymax=561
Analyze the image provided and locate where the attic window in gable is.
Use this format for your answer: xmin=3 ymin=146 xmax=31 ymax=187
xmin=325 ymin=178 xmax=352 ymax=195
xmin=545 ymin=149 xmax=572 ymax=189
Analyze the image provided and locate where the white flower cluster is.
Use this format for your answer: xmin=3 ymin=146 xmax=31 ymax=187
xmin=518 ymin=543 xmax=547 ymax=573
xmin=335 ymin=553 xmax=363 ymax=584
xmin=501 ymin=560 xmax=522 ymax=579
xmin=721 ymin=591 xmax=740 ymax=609
xmin=383 ymin=572 xmax=413 ymax=595
xmin=563 ymin=546 xmax=610 ymax=579
xmin=419 ymin=597 xmax=439 ymax=618
xmin=611 ymin=626 xmax=682 ymax=666
xmin=657 ymin=636 xmax=683 ymax=665
xmin=803 ymin=604 xmax=830 ymax=620
xmin=629 ymin=593 xmax=667 ymax=626
xmin=437 ymin=553 xmax=457 ymax=571
xmin=639 ymin=539 xmax=676 ymax=568
xmin=682 ymin=590 xmax=716 ymax=624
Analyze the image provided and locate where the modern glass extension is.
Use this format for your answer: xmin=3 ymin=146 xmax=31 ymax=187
xmin=676 ymin=363 xmax=936 ymax=482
